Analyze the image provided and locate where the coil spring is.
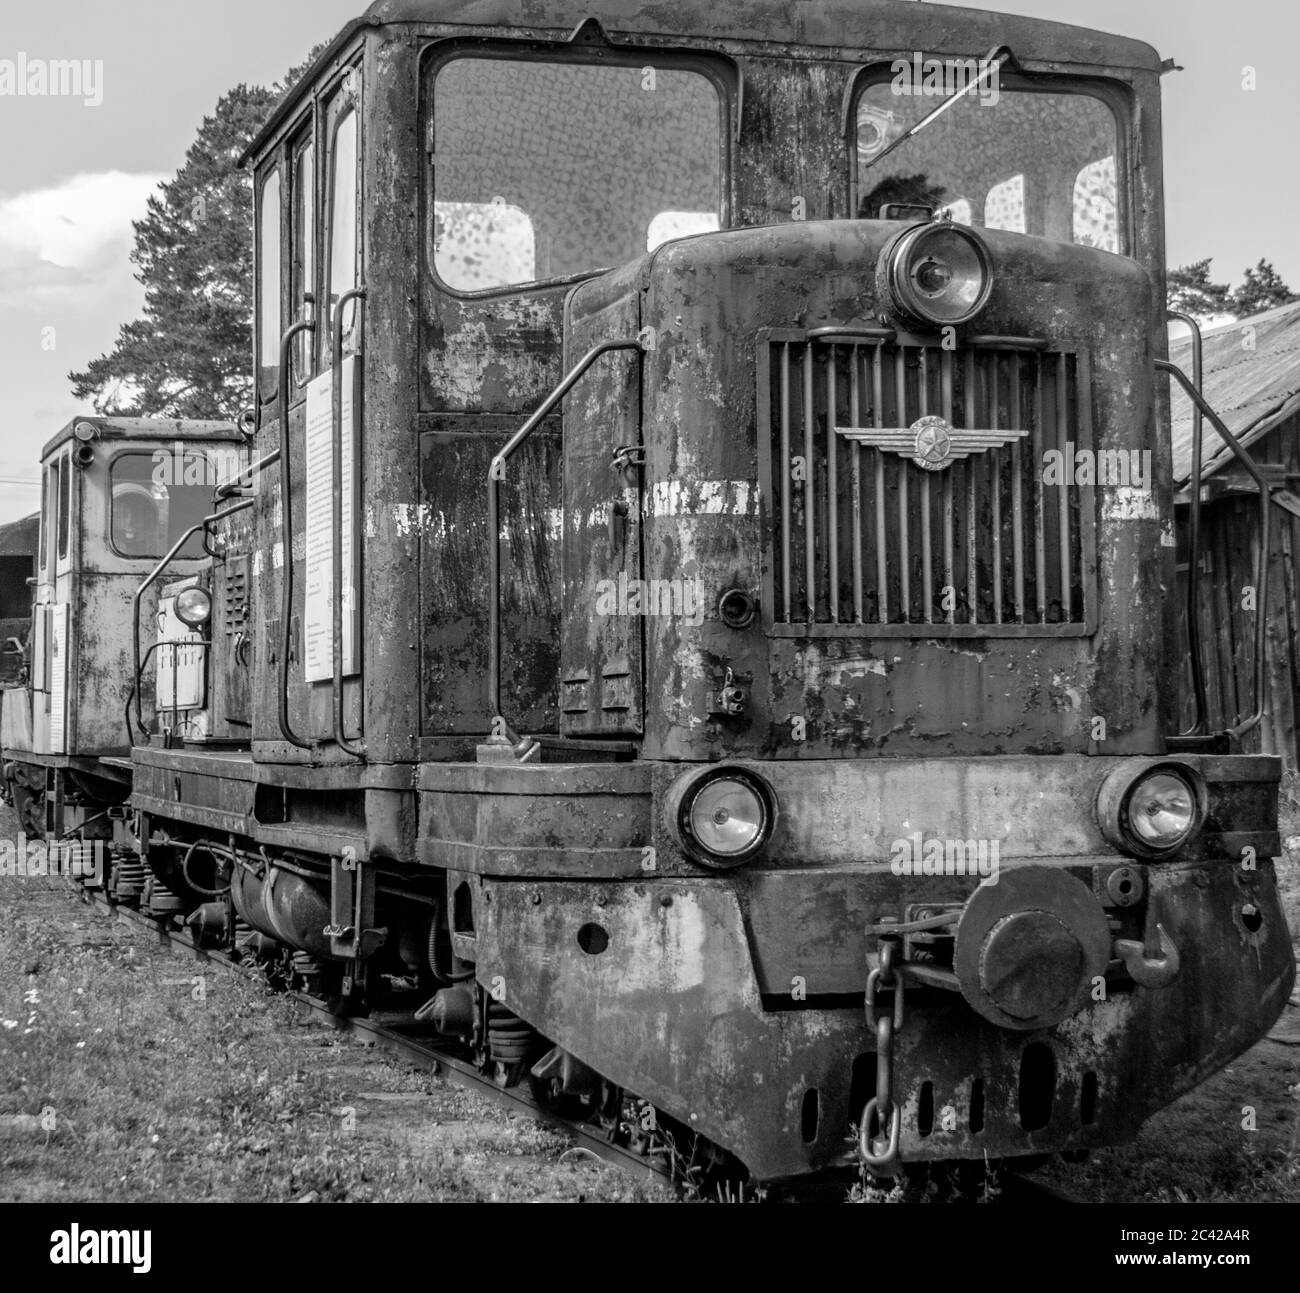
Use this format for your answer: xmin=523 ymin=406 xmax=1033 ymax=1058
xmin=487 ymin=1001 xmax=535 ymax=1064
xmin=112 ymin=855 xmax=146 ymax=897
xmin=148 ymin=876 xmax=186 ymax=914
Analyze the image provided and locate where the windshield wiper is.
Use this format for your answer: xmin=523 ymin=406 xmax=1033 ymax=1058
xmin=860 ymin=45 xmax=1014 ymax=180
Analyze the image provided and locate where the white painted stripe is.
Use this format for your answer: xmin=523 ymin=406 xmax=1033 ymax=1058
xmin=649 ymin=479 xmax=755 ymax=517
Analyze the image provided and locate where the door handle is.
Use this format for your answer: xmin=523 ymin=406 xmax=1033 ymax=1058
xmin=609 ymin=498 xmax=630 ymax=550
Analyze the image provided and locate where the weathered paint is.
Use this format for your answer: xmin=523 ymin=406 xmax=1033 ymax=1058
xmin=560 ymin=220 xmax=1168 ymax=759
xmin=472 ymin=855 xmax=1293 ymax=1178
xmin=112 ymin=2 xmax=1293 ymax=1188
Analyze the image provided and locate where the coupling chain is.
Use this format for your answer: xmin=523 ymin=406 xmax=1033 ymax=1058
xmin=859 ymin=935 xmax=905 ymax=1174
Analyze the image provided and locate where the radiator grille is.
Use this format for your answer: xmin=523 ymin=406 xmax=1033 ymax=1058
xmin=760 ymin=332 xmax=1095 ymax=636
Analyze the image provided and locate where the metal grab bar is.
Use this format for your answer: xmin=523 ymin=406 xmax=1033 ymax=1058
xmin=128 ymin=498 xmax=253 ymax=746
xmin=487 ymin=337 xmax=644 ymax=756
xmin=276 ymin=316 xmax=317 ymax=750
xmin=1156 ymin=359 xmax=1270 ymax=741
xmin=1166 ymin=311 xmax=1208 ymax=736
xmin=214 ymin=447 xmax=280 ymax=501
xmin=331 ymin=286 xmax=367 ymax=759
xmin=124 ymin=640 xmax=166 ymax=748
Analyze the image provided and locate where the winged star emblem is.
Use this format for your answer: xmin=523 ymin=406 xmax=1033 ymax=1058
xmin=836 ymin=415 xmax=1029 ymax=472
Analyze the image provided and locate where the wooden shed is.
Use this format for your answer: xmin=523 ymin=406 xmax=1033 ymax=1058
xmin=1170 ymin=300 xmax=1300 ymax=765
xmin=0 ymin=511 xmax=38 ymax=688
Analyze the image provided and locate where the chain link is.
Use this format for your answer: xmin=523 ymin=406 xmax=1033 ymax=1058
xmin=859 ymin=936 xmax=905 ymax=1174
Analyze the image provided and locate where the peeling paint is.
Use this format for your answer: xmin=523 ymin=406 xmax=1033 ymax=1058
xmin=1104 ymin=487 xmax=1160 ymax=522
xmin=649 ymin=479 xmax=755 ymax=517
xmin=834 ymin=657 xmax=887 ymax=680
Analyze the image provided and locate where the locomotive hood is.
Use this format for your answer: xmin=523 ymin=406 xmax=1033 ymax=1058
xmin=561 ymin=220 xmax=1171 ymax=761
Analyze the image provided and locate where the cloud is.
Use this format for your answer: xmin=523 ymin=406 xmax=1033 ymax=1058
xmin=0 ymin=170 xmax=164 ymax=306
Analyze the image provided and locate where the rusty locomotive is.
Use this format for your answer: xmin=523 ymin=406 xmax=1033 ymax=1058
xmin=3 ymin=0 xmax=1294 ymax=1187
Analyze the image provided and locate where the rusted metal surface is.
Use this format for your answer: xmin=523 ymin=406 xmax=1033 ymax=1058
xmin=471 ymin=852 xmax=1292 ymax=1179
xmin=559 ymin=221 xmax=1170 ymax=759
xmin=2 ymin=420 xmax=241 ymax=763
xmin=64 ymin=1 xmax=1292 ymax=1189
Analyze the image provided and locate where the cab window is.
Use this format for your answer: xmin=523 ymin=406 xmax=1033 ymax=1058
xmin=39 ymin=463 xmax=54 ymax=573
xmin=431 ymin=56 xmax=724 ymax=292
xmin=327 ymin=105 xmax=359 ymax=351
xmin=852 ymin=71 xmax=1123 ymax=253
xmin=257 ymin=167 xmax=282 ymax=396
xmin=56 ymin=453 xmax=71 ymax=561
xmin=109 ymin=453 xmax=210 ymax=559
xmin=291 ymin=137 xmax=316 ymax=384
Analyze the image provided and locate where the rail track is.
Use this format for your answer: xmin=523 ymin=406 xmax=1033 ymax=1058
xmin=60 ymin=875 xmax=1084 ymax=1204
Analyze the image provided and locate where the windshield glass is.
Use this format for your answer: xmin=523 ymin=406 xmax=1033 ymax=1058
xmin=432 ymin=57 xmax=722 ymax=291
xmin=854 ymin=73 xmax=1121 ymax=252
xmin=110 ymin=452 xmax=220 ymax=559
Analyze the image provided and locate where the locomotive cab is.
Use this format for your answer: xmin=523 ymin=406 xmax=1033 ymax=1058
xmin=1 ymin=417 xmax=244 ymax=838
xmin=101 ymin=0 xmax=1297 ymax=1187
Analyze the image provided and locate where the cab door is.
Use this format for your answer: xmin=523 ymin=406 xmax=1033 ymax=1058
xmin=33 ymin=449 xmax=72 ymax=755
xmin=301 ymin=86 xmax=363 ymax=744
xmin=560 ymin=336 xmax=644 ymax=737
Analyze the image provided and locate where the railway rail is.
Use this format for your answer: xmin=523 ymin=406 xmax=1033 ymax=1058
xmin=57 ymin=873 xmax=1082 ymax=1205
xmin=65 ymin=878 xmax=684 ymax=1194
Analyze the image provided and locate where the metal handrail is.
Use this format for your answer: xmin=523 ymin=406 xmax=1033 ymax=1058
xmin=1156 ymin=359 xmax=1270 ymax=741
xmin=214 ymin=447 xmax=280 ymax=501
xmin=124 ymin=640 xmax=166 ymax=747
xmin=331 ymin=286 xmax=367 ymax=759
xmin=1166 ymin=311 xmax=1207 ymax=735
xmin=276 ymin=316 xmax=317 ymax=750
xmin=487 ymin=337 xmax=644 ymax=756
xmin=128 ymin=498 xmax=253 ymax=745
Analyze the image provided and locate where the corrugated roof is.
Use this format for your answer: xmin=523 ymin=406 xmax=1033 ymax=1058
xmin=1169 ymin=299 xmax=1300 ymax=485
xmin=0 ymin=512 xmax=39 ymax=558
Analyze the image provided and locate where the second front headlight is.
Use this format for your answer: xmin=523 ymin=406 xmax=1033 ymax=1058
xmin=1097 ymin=759 xmax=1205 ymax=859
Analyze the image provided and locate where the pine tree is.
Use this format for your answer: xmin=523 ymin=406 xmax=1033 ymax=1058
xmin=68 ymin=52 xmax=321 ymax=419
xmin=1167 ymin=257 xmax=1299 ymax=324
xmin=1228 ymin=259 xmax=1300 ymax=319
xmin=1165 ymin=259 xmax=1233 ymax=324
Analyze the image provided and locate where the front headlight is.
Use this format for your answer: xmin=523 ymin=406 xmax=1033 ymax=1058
xmin=1097 ymin=759 xmax=1205 ymax=859
xmin=669 ymin=767 xmax=777 ymax=869
xmin=1127 ymin=771 xmax=1197 ymax=851
xmin=175 ymin=586 xmax=212 ymax=628
xmin=880 ymin=221 xmax=993 ymax=327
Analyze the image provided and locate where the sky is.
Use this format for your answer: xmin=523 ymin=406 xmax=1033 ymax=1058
xmin=0 ymin=0 xmax=1295 ymax=523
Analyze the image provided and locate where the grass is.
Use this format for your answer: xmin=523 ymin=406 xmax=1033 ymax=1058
xmin=1041 ymin=1111 xmax=1300 ymax=1204
xmin=0 ymin=875 xmax=672 ymax=1203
